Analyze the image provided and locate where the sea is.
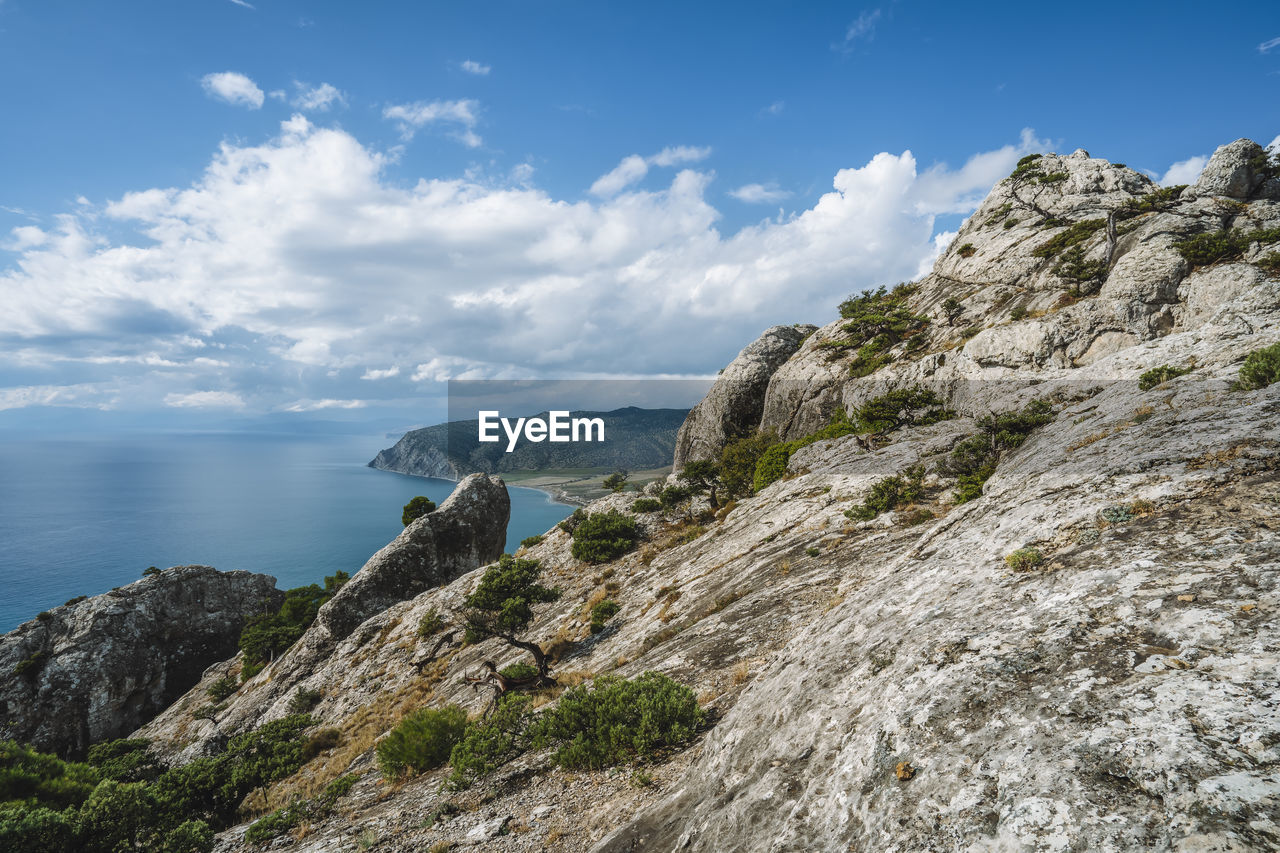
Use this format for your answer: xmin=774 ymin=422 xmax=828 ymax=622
xmin=0 ymin=432 xmax=574 ymax=633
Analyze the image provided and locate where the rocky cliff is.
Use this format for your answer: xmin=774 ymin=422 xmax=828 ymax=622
xmin=0 ymin=566 xmax=281 ymax=758
xmin=89 ymin=137 xmax=1280 ymax=852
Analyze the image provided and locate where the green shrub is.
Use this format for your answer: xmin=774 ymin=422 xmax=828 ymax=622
xmin=719 ymin=431 xmax=779 ymax=497
xmin=1037 ymin=171 xmax=1068 ymax=184
xmin=1138 ymin=364 xmax=1193 ymax=390
xmin=1009 ymin=153 xmax=1043 ymax=180
xmin=287 ymin=689 xmax=322 ymax=715
xmin=570 ymin=511 xmax=639 ymax=563
xmin=142 ymin=566 xmax=162 ymax=578
xmin=1032 ymin=218 xmax=1106 ymax=258
xmin=376 ymin=705 xmax=468 ymax=780
xmin=86 ymin=739 xmax=162 ymax=784
xmin=498 ymin=662 xmax=540 ymax=681
xmin=823 ymin=283 xmax=930 ymax=378
xmin=417 ymin=610 xmax=445 ymax=638
xmin=461 ymin=554 xmax=560 ymax=674
xmin=1232 ymin=342 xmax=1280 ymax=391
xmin=237 ymin=571 xmax=349 ymax=672
xmin=961 ymin=325 xmax=980 ymax=339
xmin=519 ymin=534 xmax=545 ymax=548
xmin=752 ymin=443 xmax=794 ymax=492
xmin=14 ymin=651 xmax=47 ymax=683
xmin=558 ymin=507 xmax=587 ymax=534
xmin=193 ymin=703 xmax=223 ymax=721
xmin=957 ymin=243 xmax=976 ymax=258
xmin=943 ymin=399 xmax=1055 ymax=503
xmin=531 ymin=672 xmax=705 ymax=770
xmin=844 ymin=466 xmax=925 ymax=521
xmin=401 ymin=496 xmax=436 ymax=527
xmin=1003 ymin=217 xmax=1019 ymax=230
xmin=1174 ymin=226 xmax=1280 ymax=271
xmin=854 ymin=386 xmax=953 ymax=434
xmin=1053 ymin=246 xmax=1106 ymax=285
xmin=63 ymin=596 xmax=87 ymax=607
xmin=1258 ymin=251 xmax=1280 ymax=275
xmin=590 ymin=600 xmax=621 ymax=634
xmin=206 ymin=676 xmax=237 ymax=703
xmin=0 ymin=740 xmax=101 ymax=809
xmin=1005 ymin=547 xmax=1043 ymax=572
xmin=805 ymin=547 xmax=820 ymax=557
xmin=1009 ymin=305 xmax=1027 ymax=321
xmin=447 ymin=695 xmax=534 ymax=790
xmin=1115 ymin=185 xmax=1185 ymax=221
xmin=602 ymin=470 xmax=629 ymax=492
xmin=984 ymin=202 xmax=1013 ymax=226
xmin=631 ymin=497 xmax=661 ymax=513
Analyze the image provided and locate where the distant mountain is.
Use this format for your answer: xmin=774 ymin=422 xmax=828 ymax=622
xmin=368 ymin=406 xmax=689 ymax=479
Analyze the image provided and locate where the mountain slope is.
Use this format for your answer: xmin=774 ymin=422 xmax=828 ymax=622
xmin=115 ymin=137 xmax=1280 ymax=852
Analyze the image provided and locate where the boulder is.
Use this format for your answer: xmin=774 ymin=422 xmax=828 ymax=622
xmin=1192 ymin=138 xmax=1269 ymax=199
xmin=672 ymin=324 xmax=815 ymax=468
xmin=0 ymin=566 xmax=281 ymax=757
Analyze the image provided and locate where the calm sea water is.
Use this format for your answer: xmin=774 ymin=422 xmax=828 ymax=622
xmin=0 ymin=433 xmax=573 ymax=633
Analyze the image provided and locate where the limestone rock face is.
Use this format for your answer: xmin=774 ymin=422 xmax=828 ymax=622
xmin=0 ymin=566 xmax=281 ymax=758
xmin=369 ymin=439 xmax=457 ymax=480
xmin=1192 ymin=138 xmax=1269 ymax=199
xmin=316 ymin=473 xmax=509 ymax=642
xmin=673 ymin=324 xmax=815 ymax=468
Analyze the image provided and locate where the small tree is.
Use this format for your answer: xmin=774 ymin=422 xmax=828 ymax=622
xmin=679 ymin=460 xmax=722 ymax=508
xmin=401 ymin=496 xmax=436 ymax=527
xmin=461 ymin=554 xmax=560 ymax=678
xmin=602 ymin=469 xmax=629 ymax=492
xmin=659 ymin=484 xmax=693 ymax=520
xmin=718 ymin=431 xmax=778 ymax=497
xmin=853 ymin=386 xmax=953 ymax=435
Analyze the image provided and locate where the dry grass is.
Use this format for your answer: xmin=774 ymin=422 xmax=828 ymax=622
xmin=1188 ymin=445 xmax=1247 ymax=470
xmin=544 ymin=624 xmax=576 ymax=663
xmin=259 ymin=657 xmax=450 ymax=810
xmin=731 ymin=661 xmax=750 ymax=685
xmin=1068 ymin=429 xmax=1111 ymax=452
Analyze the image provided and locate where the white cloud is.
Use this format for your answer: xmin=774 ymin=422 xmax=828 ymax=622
xmin=280 ymin=398 xmax=366 ymax=411
xmin=762 ymin=101 xmax=784 ymax=117
xmin=383 ymin=99 xmax=481 ymax=146
xmin=201 ymin=72 xmax=265 ymax=109
xmin=729 ymin=183 xmax=791 ymax=203
xmin=0 ymin=119 xmax=1043 ymax=413
xmin=292 ymin=82 xmax=346 ymax=111
xmin=228 ymin=0 xmax=255 ymax=8
xmin=1259 ymin=36 xmax=1280 ymax=53
xmin=839 ymin=9 xmax=881 ymax=52
xmin=0 ymin=384 xmax=116 ymax=412
xmin=590 ymin=146 xmax=712 ymax=197
xmin=1161 ymin=154 xmax=1209 ymax=187
xmin=361 ymin=366 xmax=400 ymax=380
xmin=164 ymin=391 xmax=246 ymax=409
xmin=5 ymin=225 xmax=48 ymax=251
xmin=460 ymin=60 xmax=491 ymax=75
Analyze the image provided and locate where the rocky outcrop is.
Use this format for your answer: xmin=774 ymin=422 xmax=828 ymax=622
xmin=0 ymin=566 xmax=280 ymax=758
xmin=316 ymin=473 xmax=509 ymax=642
xmin=1192 ymin=138 xmax=1271 ymax=200
xmin=673 ymin=324 xmax=815 ymax=468
xmin=369 ymin=438 xmax=457 ymax=480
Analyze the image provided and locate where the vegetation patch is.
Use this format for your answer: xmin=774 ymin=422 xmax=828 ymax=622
xmin=244 ymin=773 xmax=357 ymax=846
xmin=401 ymin=496 xmax=436 ymax=527
xmin=844 ymin=466 xmax=925 ymax=521
xmin=417 ymin=610 xmax=445 ymax=638
xmin=206 ymin=676 xmax=238 ymax=703
xmin=631 ymin=497 xmax=661 ymax=512
xmin=752 ymin=410 xmax=863 ymax=492
xmin=570 ymin=510 xmax=640 ymax=563
xmin=1005 ymin=547 xmax=1043 ymax=572
xmin=1175 ymin=226 xmax=1280 ymax=270
xmin=1032 ymin=218 xmax=1106 ymax=259
xmin=376 ymin=705 xmax=468 ymax=780
xmin=238 ymin=571 xmax=349 ymax=680
xmin=942 ymin=399 xmax=1055 ymax=503
xmin=590 ymin=600 xmax=621 ymax=634
xmin=1138 ymin=365 xmax=1193 ymax=391
xmin=519 ymin=534 xmax=545 ymax=549
xmin=820 ymin=283 xmax=931 ymax=378
xmin=1231 ymin=342 xmax=1280 ymax=391
xmin=957 ymin=243 xmax=976 ymax=258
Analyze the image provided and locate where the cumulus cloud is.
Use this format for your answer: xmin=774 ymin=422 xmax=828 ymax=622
xmin=383 ymin=99 xmax=481 ymax=146
xmin=729 ymin=183 xmax=791 ymax=203
xmin=0 ymin=119 xmax=1043 ymax=413
xmin=164 ymin=391 xmax=245 ymax=409
xmin=292 ymin=82 xmax=346 ymax=111
xmin=460 ymin=60 xmax=491 ymax=75
xmin=1161 ymin=154 xmax=1209 ymax=186
xmin=201 ymin=72 xmax=265 ymax=109
xmin=590 ymin=146 xmax=712 ymax=197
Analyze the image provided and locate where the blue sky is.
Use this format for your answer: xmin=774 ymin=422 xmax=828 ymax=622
xmin=1 ymin=1 xmax=1278 ymax=432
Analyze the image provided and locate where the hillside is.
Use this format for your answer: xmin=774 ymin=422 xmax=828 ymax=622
xmin=3 ymin=137 xmax=1278 ymax=853
xmin=368 ymin=407 xmax=689 ymax=481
